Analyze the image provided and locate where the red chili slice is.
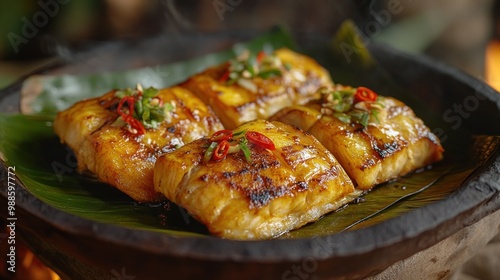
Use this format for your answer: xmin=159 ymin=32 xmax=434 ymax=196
xmin=125 ymin=116 xmax=146 ymax=135
xmin=219 ymin=61 xmax=232 ymax=81
xmin=212 ymin=140 xmax=230 ymax=160
xmin=117 ymin=96 xmax=135 ymax=119
xmin=219 ymin=70 xmax=230 ymax=82
xmin=246 ymin=131 xmax=275 ymax=150
xmin=210 ymin=129 xmax=233 ymax=142
xmin=256 ymin=50 xmax=266 ymax=63
xmin=117 ymin=96 xmax=145 ymax=135
xmin=116 ymin=97 xmax=127 ymax=118
xmin=354 ymin=87 xmax=378 ymax=103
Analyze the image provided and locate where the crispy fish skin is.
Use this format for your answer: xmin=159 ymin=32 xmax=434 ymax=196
xmin=154 ymin=120 xmax=355 ymax=239
xmin=271 ymin=96 xmax=444 ymax=190
xmin=180 ymin=48 xmax=332 ymax=129
xmin=53 ymin=91 xmax=117 ymax=156
xmin=270 ymin=104 xmax=322 ymax=132
xmin=54 ymin=86 xmax=224 ymax=202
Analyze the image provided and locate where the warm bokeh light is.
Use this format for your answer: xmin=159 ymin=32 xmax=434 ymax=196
xmin=0 ymin=229 xmax=60 ymax=280
xmin=21 ymin=251 xmax=60 ymax=280
xmin=486 ymin=40 xmax=500 ymax=92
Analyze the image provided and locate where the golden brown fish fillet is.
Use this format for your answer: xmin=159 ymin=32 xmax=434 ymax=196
xmin=54 ymin=86 xmax=224 ymax=202
xmin=271 ymin=85 xmax=444 ymax=190
xmin=180 ymin=48 xmax=332 ymax=129
xmin=154 ymin=120 xmax=356 ymax=239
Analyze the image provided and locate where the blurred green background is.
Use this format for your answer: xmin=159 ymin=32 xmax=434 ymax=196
xmin=0 ymin=0 xmax=498 ymax=87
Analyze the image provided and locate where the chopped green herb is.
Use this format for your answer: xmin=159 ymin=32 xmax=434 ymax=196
xmin=204 ymin=129 xmax=274 ymax=163
xmin=239 ymin=138 xmax=252 ymax=163
xmin=320 ymin=86 xmax=384 ymax=127
xmin=258 ymin=69 xmax=282 ymax=79
xmin=221 ymin=50 xmax=284 ymax=88
xmin=333 ymin=112 xmax=351 ymax=123
xmin=233 ymin=130 xmax=247 ymax=137
xmin=114 ymin=85 xmax=173 ymax=130
xmin=203 ymin=142 xmax=219 ymax=163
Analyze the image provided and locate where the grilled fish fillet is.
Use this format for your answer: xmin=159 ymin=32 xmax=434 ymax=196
xmin=180 ymin=48 xmax=332 ymax=129
xmin=54 ymin=86 xmax=224 ymax=202
xmin=154 ymin=120 xmax=356 ymax=239
xmin=271 ymin=87 xmax=444 ymax=190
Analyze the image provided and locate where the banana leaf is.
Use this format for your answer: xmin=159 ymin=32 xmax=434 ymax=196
xmin=1 ymin=26 xmax=498 ymax=239
xmin=0 ymin=114 xmax=497 ymax=238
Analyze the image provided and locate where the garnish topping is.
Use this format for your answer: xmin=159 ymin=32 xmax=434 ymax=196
xmin=212 ymin=140 xmax=230 ymax=161
xmin=114 ymin=84 xmax=173 ymax=135
xmin=219 ymin=50 xmax=284 ymax=93
xmin=246 ymin=131 xmax=276 ymax=150
xmin=210 ymin=129 xmax=233 ymax=142
xmin=320 ymin=85 xmax=384 ymax=127
xmin=354 ymin=87 xmax=378 ymax=103
xmin=203 ymin=129 xmax=276 ymax=163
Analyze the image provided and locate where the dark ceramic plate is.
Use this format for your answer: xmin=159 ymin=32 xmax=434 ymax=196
xmin=0 ymin=31 xmax=499 ymax=280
